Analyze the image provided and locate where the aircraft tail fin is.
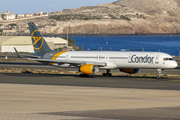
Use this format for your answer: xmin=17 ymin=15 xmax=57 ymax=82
xmin=28 ymin=22 xmax=52 ymax=53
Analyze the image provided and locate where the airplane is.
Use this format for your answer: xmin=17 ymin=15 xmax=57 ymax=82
xmin=15 ymin=22 xmax=178 ymax=79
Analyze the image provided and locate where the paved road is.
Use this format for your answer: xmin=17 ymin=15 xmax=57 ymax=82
xmin=0 ymin=73 xmax=180 ymax=90
xmin=0 ymin=73 xmax=180 ymax=120
xmin=1 ymin=60 xmax=180 ymax=120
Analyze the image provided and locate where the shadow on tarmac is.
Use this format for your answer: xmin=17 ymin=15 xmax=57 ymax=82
xmin=40 ymin=106 xmax=180 ymax=120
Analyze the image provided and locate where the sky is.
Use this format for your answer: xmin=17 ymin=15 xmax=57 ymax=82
xmin=1 ymin=0 xmax=117 ymax=14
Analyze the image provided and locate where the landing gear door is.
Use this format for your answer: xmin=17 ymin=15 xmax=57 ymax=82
xmin=66 ymin=55 xmax=68 ymax=60
xmin=97 ymin=55 xmax=101 ymax=60
xmin=155 ymin=55 xmax=160 ymax=64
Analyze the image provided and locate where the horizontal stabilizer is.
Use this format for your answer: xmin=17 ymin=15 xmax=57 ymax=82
xmin=14 ymin=47 xmax=41 ymax=59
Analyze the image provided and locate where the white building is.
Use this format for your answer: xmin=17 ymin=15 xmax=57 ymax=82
xmin=0 ymin=15 xmax=2 ymax=20
xmin=0 ymin=26 xmax=4 ymax=29
xmin=0 ymin=36 xmax=68 ymax=53
xmin=16 ymin=14 xmax=25 ymax=18
xmin=4 ymin=14 xmax=16 ymax=20
xmin=1 ymin=11 xmax=16 ymax=20
xmin=25 ymin=13 xmax=33 ymax=17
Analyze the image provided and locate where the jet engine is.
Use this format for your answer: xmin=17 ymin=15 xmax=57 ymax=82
xmin=79 ymin=64 xmax=99 ymax=75
xmin=119 ymin=68 xmax=139 ymax=74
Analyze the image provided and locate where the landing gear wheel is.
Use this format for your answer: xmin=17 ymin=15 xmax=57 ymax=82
xmin=102 ymin=70 xmax=112 ymax=77
xmin=80 ymin=74 xmax=89 ymax=77
xmin=108 ymin=73 xmax=112 ymax=77
xmin=103 ymin=73 xmax=106 ymax=77
xmin=156 ymin=69 xmax=163 ymax=79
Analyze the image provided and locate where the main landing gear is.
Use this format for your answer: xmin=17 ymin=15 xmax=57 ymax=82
xmin=157 ymin=69 xmax=163 ymax=79
xmin=80 ymin=74 xmax=89 ymax=77
xmin=102 ymin=69 xmax=112 ymax=77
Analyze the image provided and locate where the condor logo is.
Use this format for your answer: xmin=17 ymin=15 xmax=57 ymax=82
xmin=31 ymin=30 xmax=44 ymax=50
xmin=128 ymin=54 xmax=156 ymax=64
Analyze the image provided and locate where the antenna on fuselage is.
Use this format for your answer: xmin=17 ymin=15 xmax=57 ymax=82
xmin=141 ymin=47 xmax=144 ymax=52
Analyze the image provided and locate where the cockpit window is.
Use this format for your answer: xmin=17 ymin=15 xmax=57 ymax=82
xmin=163 ymin=58 xmax=174 ymax=61
xmin=169 ymin=58 xmax=174 ymax=60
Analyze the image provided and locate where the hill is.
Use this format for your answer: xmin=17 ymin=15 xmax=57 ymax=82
xmin=2 ymin=0 xmax=180 ymax=35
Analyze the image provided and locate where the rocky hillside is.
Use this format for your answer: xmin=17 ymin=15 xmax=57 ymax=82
xmin=2 ymin=0 xmax=180 ymax=35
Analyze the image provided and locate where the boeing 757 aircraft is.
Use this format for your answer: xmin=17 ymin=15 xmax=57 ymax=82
xmin=15 ymin=22 xmax=178 ymax=79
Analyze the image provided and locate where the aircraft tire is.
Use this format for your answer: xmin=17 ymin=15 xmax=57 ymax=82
xmin=102 ymin=73 xmax=112 ymax=77
xmin=80 ymin=74 xmax=89 ymax=77
xmin=108 ymin=73 xmax=112 ymax=77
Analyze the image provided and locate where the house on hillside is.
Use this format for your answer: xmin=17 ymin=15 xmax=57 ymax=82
xmin=0 ymin=15 xmax=2 ymax=20
xmin=2 ymin=11 xmax=16 ymax=20
xmin=16 ymin=14 xmax=25 ymax=18
xmin=25 ymin=13 xmax=33 ymax=17
xmin=34 ymin=11 xmax=43 ymax=16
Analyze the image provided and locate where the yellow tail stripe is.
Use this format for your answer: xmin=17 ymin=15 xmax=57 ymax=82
xmin=52 ymin=51 xmax=67 ymax=60
xmin=50 ymin=51 xmax=67 ymax=65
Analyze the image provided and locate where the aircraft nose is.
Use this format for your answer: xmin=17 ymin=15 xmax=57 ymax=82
xmin=173 ymin=61 xmax=178 ymax=68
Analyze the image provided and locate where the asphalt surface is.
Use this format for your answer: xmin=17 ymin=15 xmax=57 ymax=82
xmin=0 ymin=73 xmax=180 ymax=120
xmin=1 ymin=59 xmax=180 ymax=120
xmin=0 ymin=73 xmax=180 ymax=90
xmin=41 ymin=107 xmax=180 ymax=120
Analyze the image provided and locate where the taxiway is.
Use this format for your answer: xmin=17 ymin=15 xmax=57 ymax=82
xmin=0 ymin=61 xmax=180 ymax=120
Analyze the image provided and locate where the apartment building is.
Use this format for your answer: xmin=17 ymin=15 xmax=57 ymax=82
xmin=25 ymin=13 xmax=33 ymax=17
xmin=0 ymin=15 xmax=2 ymax=20
xmin=0 ymin=11 xmax=48 ymax=20
xmin=1 ymin=11 xmax=16 ymax=20
xmin=16 ymin=14 xmax=25 ymax=18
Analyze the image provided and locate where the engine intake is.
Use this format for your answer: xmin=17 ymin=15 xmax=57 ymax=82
xmin=119 ymin=68 xmax=139 ymax=74
xmin=79 ymin=64 xmax=99 ymax=75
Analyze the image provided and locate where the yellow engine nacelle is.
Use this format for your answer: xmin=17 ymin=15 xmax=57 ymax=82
xmin=119 ymin=68 xmax=139 ymax=74
xmin=79 ymin=64 xmax=99 ymax=75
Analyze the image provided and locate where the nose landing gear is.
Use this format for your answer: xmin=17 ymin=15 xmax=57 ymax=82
xmin=157 ymin=69 xmax=163 ymax=79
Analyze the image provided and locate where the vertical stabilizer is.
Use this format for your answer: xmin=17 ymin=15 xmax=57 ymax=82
xmin=28 ymin=22 xmax=52 ymax=53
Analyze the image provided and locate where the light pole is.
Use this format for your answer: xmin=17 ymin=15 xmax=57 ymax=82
xmin=177 ymin=48 xmax=180 ymax=57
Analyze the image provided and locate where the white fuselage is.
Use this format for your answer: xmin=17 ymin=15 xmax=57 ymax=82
xmin=54 ymin=51 xmax=178 ymax=69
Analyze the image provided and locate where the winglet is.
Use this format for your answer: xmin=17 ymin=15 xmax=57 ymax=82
xmin=14 ymin=47 xmax=21 ymax=58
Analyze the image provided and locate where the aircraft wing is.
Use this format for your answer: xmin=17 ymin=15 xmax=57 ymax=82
xmin=28 ymin=58 xmax=107 ymax=67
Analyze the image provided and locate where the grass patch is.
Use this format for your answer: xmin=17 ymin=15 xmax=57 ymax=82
xmin=120 ymin=15 xmax=131 ymax=21
xmin=0 ymin=67 xmax=178 ymax=78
